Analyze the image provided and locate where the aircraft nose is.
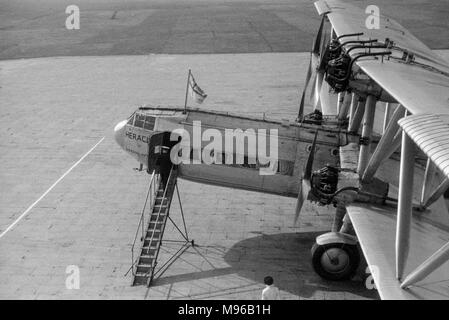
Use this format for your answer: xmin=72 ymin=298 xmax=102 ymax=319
xmin=114 ymin=120 xmax=127 ymax=148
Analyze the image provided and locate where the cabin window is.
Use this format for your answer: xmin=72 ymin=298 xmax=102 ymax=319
xmin=239 ymin=156 xmax=258 ymax=169
xmin=144 ymin=116 xmax=156 ymax=130
xmin=214 ymin=152 xmax=267 ymax=171
xmin=277 ymin=160 xmax=294 ymax=175
xmin=134 ymin=114 xmax=145 ymax=128
xmin=224 ymin=156 xmax=294 ymax=176
xmin=183 ymin=148 xmax=293 ymax=175
xmin=330 ymin=148 xmax=339 ymax=157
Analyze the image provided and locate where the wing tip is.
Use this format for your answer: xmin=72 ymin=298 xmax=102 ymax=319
xmin=314 ymin=0 xmax=331 ymax=16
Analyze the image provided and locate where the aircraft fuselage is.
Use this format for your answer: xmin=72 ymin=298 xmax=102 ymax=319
xmin=114 ymin=106 xmax=359 ymax=197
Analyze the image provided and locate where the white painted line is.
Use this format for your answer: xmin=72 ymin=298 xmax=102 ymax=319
xmin=0 ymin=137 xmax=105 ymax=239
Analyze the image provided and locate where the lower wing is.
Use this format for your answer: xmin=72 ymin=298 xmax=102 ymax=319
xmin=347 ymin=202 xmax=449 ymax=300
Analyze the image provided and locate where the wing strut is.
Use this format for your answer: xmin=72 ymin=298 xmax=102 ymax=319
xmin=357 ymin=95 xmax=376 ymax=174
xmin=420 ymin=178 xmax=449 ymax=209
xmin=362 ymin=104 xmax=405 ymax=182
xmin=401 ymin=241 xmax=449 ymax=289
xmin=347 ymin=93 xmax=358 ymax=125
xmin=337 ymin=91 xmax=352 ymax=121
xmin=383 ymin=103 xmax=396 ymax=134
xmin=396 ymin=130 xmax=416 ymax=280
xmin=348 ymin=96 xmax=365 ymax=133
xmin=396 ymin=115 xmax=449 ymax=288
xmin=421 ymin=159 xmax=436 ymax=204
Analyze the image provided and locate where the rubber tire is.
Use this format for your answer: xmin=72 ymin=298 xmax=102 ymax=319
xmin=311 ymin=242 xmax=360 ymax=281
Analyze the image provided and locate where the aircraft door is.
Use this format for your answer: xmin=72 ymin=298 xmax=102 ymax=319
xmin=147 ymin=132 xmax=165 ymax=173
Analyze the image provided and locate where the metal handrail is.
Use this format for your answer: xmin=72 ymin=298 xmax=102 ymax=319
xmin=130 ymin=171 xmax=159 ymax=276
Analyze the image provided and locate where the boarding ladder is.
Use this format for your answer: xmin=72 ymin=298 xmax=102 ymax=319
xmin=128 ymin=165 xmax=193 ymax=286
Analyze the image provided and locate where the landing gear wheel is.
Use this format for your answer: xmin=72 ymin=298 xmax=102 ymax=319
xmin=311 ymin=242 xmax=360 ymax=281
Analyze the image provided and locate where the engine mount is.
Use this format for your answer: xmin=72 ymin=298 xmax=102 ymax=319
xmin=325 ymin=53 xmax=351 ymax=92
xmin=310 ymin=165 xmax=340 ymax=205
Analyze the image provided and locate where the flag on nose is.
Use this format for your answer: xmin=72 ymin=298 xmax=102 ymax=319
xmin=188 ymin=72 xmax=207 ymax=104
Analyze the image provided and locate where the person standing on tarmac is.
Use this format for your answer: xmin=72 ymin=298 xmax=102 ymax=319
xmin=261 ymin=276 xmax=281 ymax=300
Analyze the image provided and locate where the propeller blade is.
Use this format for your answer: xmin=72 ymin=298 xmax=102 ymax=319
xmin=304 ymin=130 xmax=318 ymax=180
xmin=297 ymin=53 xmax=313 ymax=120
xmin=294 ymin=179 xmax=311 ymax=225
xmin=298 ymin=91 xmax=306 ymax=121
xmin=294 ymin=131 xmax=318 ymax=225
xmin=294 ymin=181 xmax=304 ymax=224
xmin=319 ymin=80 xmax=337 ymax=116
xmin=309 ymin=71 xmax=318 ymax=102
xmin=312 ymin=72 xmax=324 ymax=110
xmin=312 ymin=16 xmax=325 ymax=55
xmin=304 ymin=52 xmax=313 ymax=83
xmin=319 ymin=30 xmax=329 ymax=64
xmin=312 ymin=26 xmax=329 ymax=111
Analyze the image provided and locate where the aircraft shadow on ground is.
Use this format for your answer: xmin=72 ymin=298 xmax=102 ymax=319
xmin=151 ymin=232 xmax=379 ymax=299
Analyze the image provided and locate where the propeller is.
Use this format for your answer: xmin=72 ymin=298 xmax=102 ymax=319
xmin=318 ymin=77 xmax=335 ymax=115
xmin=312 ymin=16 xmax=325 ymax=55
xmin=297 ymin=16 xmax=327 ymax=121
xmin=311 ymin=31 xmax=329 ymax=111
xmin=297 ymin=16 xmax=333 ymax=120
xmin=297 ymin=53 xmax=312 ymax=121
xmin=294 ymin=131 xmax=318 ymax=225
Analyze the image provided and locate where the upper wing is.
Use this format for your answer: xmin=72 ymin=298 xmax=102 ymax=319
xmin=356 ymin=60 xmax=449 ymax=115
xmin=347 ymin=202 xmax=449 ymax=300
xmin=399 ymin=114 xmax=449 ymax=177
xmin=317 ymin=0 xmax=448 ymax=65
xmin=314 ymin=0 xmax=449 ymax=115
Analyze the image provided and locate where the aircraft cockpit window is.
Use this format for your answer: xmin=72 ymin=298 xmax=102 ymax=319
xmin=134 ymin=114 xmax=145 ymax=128
xmin=144 ymin=116 xmax=156 ymax=130
xmin=127 ymin=114 xmax=135 ymax=125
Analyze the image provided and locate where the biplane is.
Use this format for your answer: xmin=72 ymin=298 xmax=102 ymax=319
xmin=114 ymin=0 xmax=449 ymax=299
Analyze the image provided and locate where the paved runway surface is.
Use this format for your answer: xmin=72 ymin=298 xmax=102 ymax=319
xmin=0 ymin=53 xmax=381 ymax=299
xmin=1 ymin=0 xmax=448 ymax=300
xmin=1 ymin=0 xmax=448 ymax=59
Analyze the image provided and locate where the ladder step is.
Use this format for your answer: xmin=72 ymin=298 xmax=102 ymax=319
xmin=153 ymin=204 xmax=167 ymax=213
xmin=155 ymin=197 xmax=169 ymax=205
xmin=141 ymin=245 xmax=158 ymax=256
xmin=145 ymin=232 xmax=161 ymax=242
xmin=133 ymin=272 xmax=149 ymax=286
xmin=152 ymin=207 xmax=168 ymax=214
xmin=148 ymin=220 xmax=164 ymax=227
xmin=141 ymin=243 xmax=158 ymax=249
xmin=139 ymin=254 xmax=156 ymax=265
xmin=148 ymin=222 xmax=164 ymax=230
xmin=149 ymin=214 xmax=166 ymax=222
xmin=146 ymin=228 xmax=162 ymax=235
xmin=144 ymin=237 xmax=161 ymax=247
xmin=136 ymin=263 xmax=153 ymax=273
xmin=144 ymin=232 xmax=161 ymax=241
